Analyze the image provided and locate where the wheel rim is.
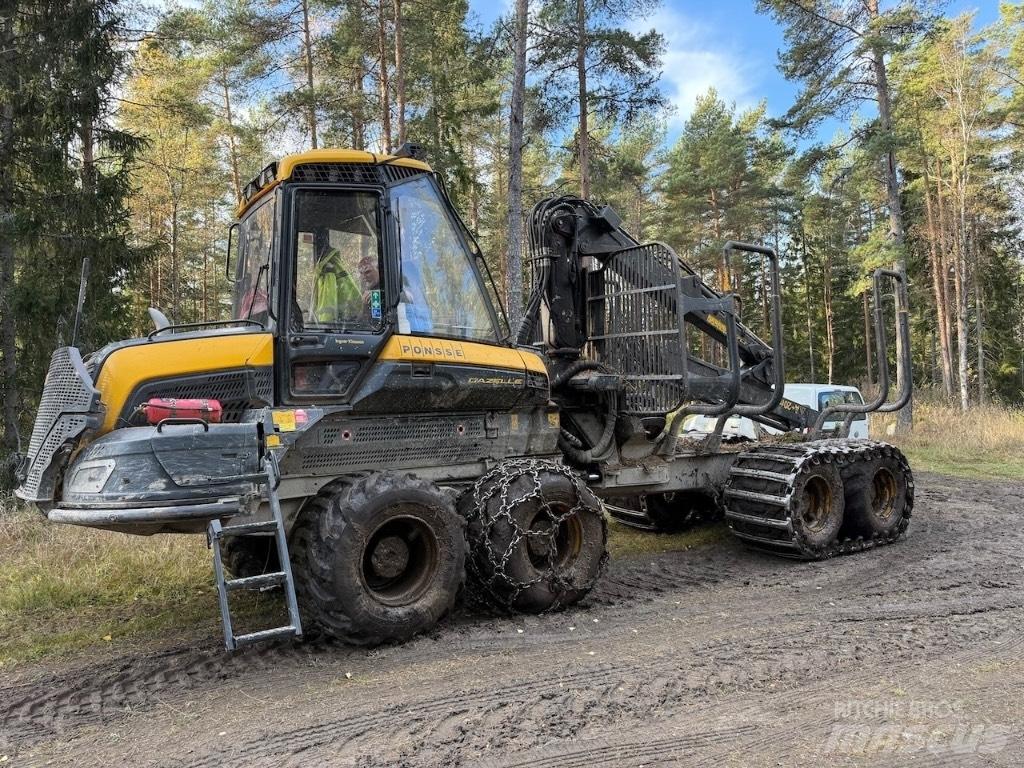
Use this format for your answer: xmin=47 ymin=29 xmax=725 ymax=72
xmin=871 ymin=467 xmax=899 ymax=521
xmin=800 ymin=475 xmax=833 ymax=532
xmin=361 ymin=513 xmax=439 ymax=607
xmin=525 ymin=502 xmax=583 ymax=570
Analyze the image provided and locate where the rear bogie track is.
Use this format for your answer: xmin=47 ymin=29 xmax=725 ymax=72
xmin=724 ymin=440 xmax=913 ymax=560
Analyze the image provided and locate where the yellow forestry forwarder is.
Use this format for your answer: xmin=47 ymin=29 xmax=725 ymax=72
xmin=15 ymin=146 xmax=914 ymax=649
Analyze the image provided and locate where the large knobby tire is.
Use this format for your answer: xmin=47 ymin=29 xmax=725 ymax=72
xmin=790 ymin=459 xmax=845 ymax=552
xmin=220 ymin=536 xmax=280 ymax=579
xmin=290 ymin=473 xmax=465 ymax=645
xmin=463 ymin=461 xmax=607 ymax=614
xmin=843 ymin=451 xmax=910 ymax=539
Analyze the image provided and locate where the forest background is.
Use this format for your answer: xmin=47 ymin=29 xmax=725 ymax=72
xmin=1 ymin=0 xmax=1023 ymax=485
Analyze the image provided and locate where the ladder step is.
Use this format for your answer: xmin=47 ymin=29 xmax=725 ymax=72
xmin=730 ymin=467 xmax=794 ymax=482
xmin=209 ymin=456 xmax=304 ymax=651
xmin=233 ymin=625 xmax=300 ymax=648
xmin=725 ymin=509 xmax=792 ymax=530
xmin=226 ymin=572 xmax=286 ymax=592
xmin=217 ymin=520 xmax=279 ymax=537
xmin=724 ymin=487 xmax=790 ymax=506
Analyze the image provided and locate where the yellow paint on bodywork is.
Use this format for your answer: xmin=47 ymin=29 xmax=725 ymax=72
xmin=236 ymin=149 xmax=433 ymax=218
xmin=379 ymin=335 xmax=547 ymax=376
xmin=95 ymin=334 xmax=274 ymax=433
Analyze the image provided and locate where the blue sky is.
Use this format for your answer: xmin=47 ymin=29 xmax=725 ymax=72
xmin=468 ymin=0 xmax=1003 ymax=146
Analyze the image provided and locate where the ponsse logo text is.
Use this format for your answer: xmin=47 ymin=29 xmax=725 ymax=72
xmin=400 ymin=342 xmax=466 ymax=359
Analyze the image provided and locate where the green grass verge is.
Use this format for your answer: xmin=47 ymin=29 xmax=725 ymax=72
xmin=0 ymin=502 xmax=283 ymax=669
xmin=896 ymin=445 xmax=1024 ymax=482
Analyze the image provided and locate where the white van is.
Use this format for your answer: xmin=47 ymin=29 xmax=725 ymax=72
xmin=783 ymin=383 xmax=869 ymax=439
xmin=677 ymin=383 xmax=870 ymax=440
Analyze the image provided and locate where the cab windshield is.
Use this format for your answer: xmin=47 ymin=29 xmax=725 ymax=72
xmin=391 ymin=176 xmax=496 ymax=341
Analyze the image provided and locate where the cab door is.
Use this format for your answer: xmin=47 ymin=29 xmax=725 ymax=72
xmin=278 ymin=186 xmax=390 ymax=405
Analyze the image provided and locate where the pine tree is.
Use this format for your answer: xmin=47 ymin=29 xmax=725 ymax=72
xmin=532 ymin=0 xmax=665 ymax=198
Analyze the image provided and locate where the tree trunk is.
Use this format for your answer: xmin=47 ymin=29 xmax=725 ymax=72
xmin=935 ymin=159 xmax=956 ymax=397
xmin=575 ymin=0 xmax=590 ymax=199
xmin=801 ymin=234 xmax=816 ymax=382
xmin=824 ymin=253 xmax=834 ymax=385
xmin=866 ymin=0 xmax=911 ymax=431
xmin=221 ymin=72 xmax=242 ymax=199
xmin=0 ymin=11 xmax=18 ymax=460
xmin=352 ymin=60 xmax=365 ymax=150
xmin=506 ymin=0 xmax=528 ymax=328
xmin=972 ymin=219 xmax=984 ymax=405
xmin=378 ymin=0 xmax=392 ymax=153
xmin=300 ymin=0 xmax=318 ymax=149
xmin=393 ymin=0 xmax=406 ymax=146
xmin=922 ymin=161 xmax=953 ymax=400
xmin=949 ymin=162 xmax=969 ymax=411
xmin=170 ymin=197 xmax=180 ymax=322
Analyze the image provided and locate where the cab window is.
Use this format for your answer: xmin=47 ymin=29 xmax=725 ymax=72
xmin=292 ymin=190 xmax=383 ymax=331
xmin=818 ymin=389 xmax=866 ymax=422
xmin=391 ymin=177 xmax=497 ymax=341
xmin=232 ymin=196 xmax=276 ymax=323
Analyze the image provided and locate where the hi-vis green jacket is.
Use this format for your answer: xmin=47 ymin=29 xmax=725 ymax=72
xmin=312 ymin=248 xmax=362 ymax=323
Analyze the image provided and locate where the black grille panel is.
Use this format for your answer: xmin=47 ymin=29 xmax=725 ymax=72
xmin=297 ymin=415 xmax=486 ymax=473
xmin=588 ymin=243 xmax=689 ymax=416
xmin=122 ymin=368 xmax=274 ymax=425
xmin=289 ymin=162 xmax=426 ymax=186
xmin=18 ymin=347 xmax=102 ymax=502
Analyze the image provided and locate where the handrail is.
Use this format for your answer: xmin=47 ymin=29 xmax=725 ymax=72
xmin=147 ymin=318 xmax=267 ymax=341
xmin=809 ymin=268 xmax=910 ymax=438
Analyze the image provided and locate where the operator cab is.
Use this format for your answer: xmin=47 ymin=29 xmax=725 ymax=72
xmin=230 ymin=147 xmax=507 ymax=402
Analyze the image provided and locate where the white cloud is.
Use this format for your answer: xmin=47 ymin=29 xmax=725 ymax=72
xmin=630 ymin=6 xmax=759 ymax=125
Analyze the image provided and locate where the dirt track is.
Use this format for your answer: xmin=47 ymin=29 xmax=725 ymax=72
xmin=3 ymin=471 xmax=1023 ymax=767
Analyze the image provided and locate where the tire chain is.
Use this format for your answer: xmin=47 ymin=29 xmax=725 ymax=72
xmin=464 ymin=457 xmax=609 ymax=612
xmin=725 ymin=439 xmax=914 ymax=560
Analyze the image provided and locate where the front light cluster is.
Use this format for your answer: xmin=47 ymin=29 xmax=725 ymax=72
xmin=68 ymin=459 xmax=116 ymax=494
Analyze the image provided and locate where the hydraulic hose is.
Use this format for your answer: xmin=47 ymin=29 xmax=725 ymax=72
xmin=558 ymin=395 xmax=617 ymax=465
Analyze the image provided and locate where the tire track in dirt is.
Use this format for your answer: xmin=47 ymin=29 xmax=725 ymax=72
xmin=178 ymin=604 xmax=1022 ymax=768
xmin=6 ymin=473 xmax=1023 ymax=766
xmin=491 ymin=625 xmax=1024 ymax=768
xmin=469 ymin=726 xmax=759 ymax=768
xmin=0 ymin=536 xmax=760 ymax=748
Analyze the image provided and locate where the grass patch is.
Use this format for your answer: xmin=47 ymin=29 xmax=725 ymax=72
xmin=607 ymin=520 xmax=728 ymax=559
xmin=0 ymin=499 xmax=281 ymax=668
xmin=874 ymin=402 xmax=1024 ymax=481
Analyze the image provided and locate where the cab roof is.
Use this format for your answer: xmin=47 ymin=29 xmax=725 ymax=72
xmin=236 ymin=148 xmax=433 ymax=218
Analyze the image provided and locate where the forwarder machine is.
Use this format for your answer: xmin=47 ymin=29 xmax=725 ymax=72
xmin=15 ymin=146 xmax=914 ymax=650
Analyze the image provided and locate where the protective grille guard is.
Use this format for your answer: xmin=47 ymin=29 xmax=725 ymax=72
xmin=16 ymin=347 xmax=103 ymax=504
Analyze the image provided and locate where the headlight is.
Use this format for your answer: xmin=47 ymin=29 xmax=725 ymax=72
xmin=68 ymin=459 xmax=116 ymax=494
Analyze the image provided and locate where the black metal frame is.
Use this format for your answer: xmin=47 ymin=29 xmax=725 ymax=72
xmin=809 ymin=268 xmax=911 ymax=439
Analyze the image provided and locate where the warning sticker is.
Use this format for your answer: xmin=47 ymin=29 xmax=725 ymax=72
xmin=272 ymin=410 xmax=297 ymax=432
